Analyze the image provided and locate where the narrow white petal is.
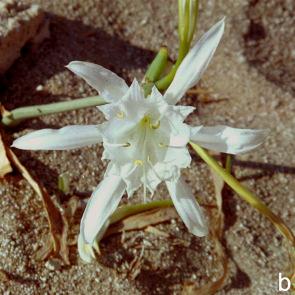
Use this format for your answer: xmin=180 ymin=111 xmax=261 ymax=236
xmin=166 ymin=177 xmax=208 ymax=236
xmin=78 ymin=233 xmax=96 ymax=263
xmin=12 ymin=125 xmax=102 ymax=150
xmin=161 ymin=115 xmax=191 ymax=147
xmin=164 ymin=18 xmax=225 ymax=105
xmin=171 ymin=105 xmax=195 ymax=120
xmin=98 ymin=79 xmax=146 ymax=122
xmin=190 ymin=125 xmax=268 ymax=154
xmin=97 ymin=103 xmax=120 ymax=120
xmin=66 ymin=61 xmax=128 ymax=102
xmin=105 ymin=162 xmax=142 ymax=198
xmin=120 ymin=79 xmax=146 ymax=120
xmin=80 ymin=176 xmax=126 ymax=244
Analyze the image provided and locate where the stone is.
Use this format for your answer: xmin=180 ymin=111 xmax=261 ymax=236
xmin=0 ymin=0 xmax=45 ymax=75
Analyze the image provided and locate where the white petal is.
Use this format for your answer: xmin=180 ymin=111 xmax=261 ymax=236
xmin=80 ymin=176 xmax=126 ymax=244
xmin=98 ymin=79 xmax=146 ymax=122
xmin=166 ymin=177 xmax=208 ymax=236
xmin=97 ymin=103 xmax=120 ymax=120
xmin=12 ymin=125 xmax=102 ymax=150
xmin=190 ymin=125 xmax=268 ymax=154
xmin=66 ymin=61 xmax=128 ymax=102
xmin=171 ymin=105 xmax=195 ymax=120
xmin=120 ymin=79 xmax=147 ymax=120
xmin=99 ymin=120 xmax=137 ymax=148
xmin=161 ymin=115 xmax=191 ymax=147
xmin=150 ymin=146 xmax=191 ymax=190
xmin=78 ymin=233 xmax=96 ymax=263
xmin=105 ymin=162 xmax=142 ymax=198
xmin=164 ymin=18 xmax=225 ymax=105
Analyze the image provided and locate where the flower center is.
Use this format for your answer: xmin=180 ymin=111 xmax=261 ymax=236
xmin=131 ymin=114 xmax=163 ymax=201
xmin=140 ymin=115 xmax=160 ymax=130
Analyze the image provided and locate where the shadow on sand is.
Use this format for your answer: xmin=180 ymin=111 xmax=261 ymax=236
xmin=1 ymin=13 xmax=154 ymax=109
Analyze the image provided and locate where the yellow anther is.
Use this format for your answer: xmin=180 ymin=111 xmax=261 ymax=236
xmin=159 ymin=142 xmax=167 ymax=148
xmin=134 ymin=160 xmax=144 ymax=166
xmin=140 ymin=115 xmax=151 ymax=126
xmin=116 ymin=111 xmax=125 ymax=119
xmin=150 ymin=121 xmax=160 ymax=129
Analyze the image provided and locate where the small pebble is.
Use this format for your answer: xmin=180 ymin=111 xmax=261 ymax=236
xmin=45 ymin=259 xmax=62 ymax=271
xmin=36 ymin=84 xmax=44 ymax=91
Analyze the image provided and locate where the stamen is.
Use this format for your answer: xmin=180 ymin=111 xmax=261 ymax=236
xmin=116 ymin=111 xmax=125 ymax=119
xmin=159 ymin=142 xmax=185 ymax=148
xmin=150 ymin=120 xmax=160 ymax=129
xmin=134 ymin=159 xmax=144 ymax=166
xmin=141 ymin=115 xmax=150 ymax=126
xmin=104 ymin=142 xmax=130 ymax=147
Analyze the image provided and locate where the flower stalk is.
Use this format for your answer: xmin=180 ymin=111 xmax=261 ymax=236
xmin=109 ymin=199 xmax=173 ymax=225
xmin=156 ymin=0 xmax=198 ymax=91
xmin=155 ymin=42 xmax=188 ymax=90
xmin=1 ymin=95 xmax=106 ymax=127
xmin=192 ymin=142 xmax=295 ymax=289
xmin=143 ymin=47 xmax=169 ymax=97
xmin=190 ymin=142 xmax=295 ymax=248
xmin=178 ymin=0 xmax=198 ymax=45
xmin=144 ymin=47 xmax=169 ymax=83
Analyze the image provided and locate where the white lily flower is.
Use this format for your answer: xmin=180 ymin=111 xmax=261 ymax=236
xmin=12 ymin=19 xmax=268 ymax=262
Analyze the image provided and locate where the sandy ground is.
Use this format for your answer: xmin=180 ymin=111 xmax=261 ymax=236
xmin=0 ymin=0 xmax=295 ymax=294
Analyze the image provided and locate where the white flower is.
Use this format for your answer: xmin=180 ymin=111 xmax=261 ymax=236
xmin=12 ymin=19 xmax=268 ymax=262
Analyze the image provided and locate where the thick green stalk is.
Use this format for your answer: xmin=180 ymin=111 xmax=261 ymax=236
xmin=1 ymin=96 xmax=106 ymax=127
xmin=155 ymin=0 xmax=199 ymax=91
xmin=145 ymin=47 xmax=169 ymax=83
xmin=142 ymin=47 xmax=169 ymax=97
xmin=190 ymin=142 xmax=295 ymax=245
xmin=155 ymin=41 xmax=189 ymax=91
xmin=187 ymin=0 xmax=198 ymax=44
xmin=109 ymin=199 xmax=173 ymax=225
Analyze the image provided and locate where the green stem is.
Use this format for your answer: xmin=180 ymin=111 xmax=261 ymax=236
xmin=187 ymin=0 xmax=199 ymax=44
xmin=155 ymin=41 xmax=189 ymax=91
xmin=1 ymin=96 xmax=106 ymax=127
xmin=142 ymin=47 xmax=169 ymax=97
xmin=155 ymin=0 xmax=199 ymax=91
xmin=190 ymin=142 xmax=295 ymax=245
xmin=109 ymin=199 xmax=173 ymax=225
xmin=145 ymin=47 xmax=169 ymax=83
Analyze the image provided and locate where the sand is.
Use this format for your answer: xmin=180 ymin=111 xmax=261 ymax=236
xmin=0 ymin=0 xmax=294 ymax=294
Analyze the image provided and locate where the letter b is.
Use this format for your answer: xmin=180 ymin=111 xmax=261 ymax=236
xmin=278 ymin=273 xmax=291 ymax=291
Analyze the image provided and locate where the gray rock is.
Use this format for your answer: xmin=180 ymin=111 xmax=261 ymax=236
xmin=0 ymin=0 xmax=45 ymax=74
